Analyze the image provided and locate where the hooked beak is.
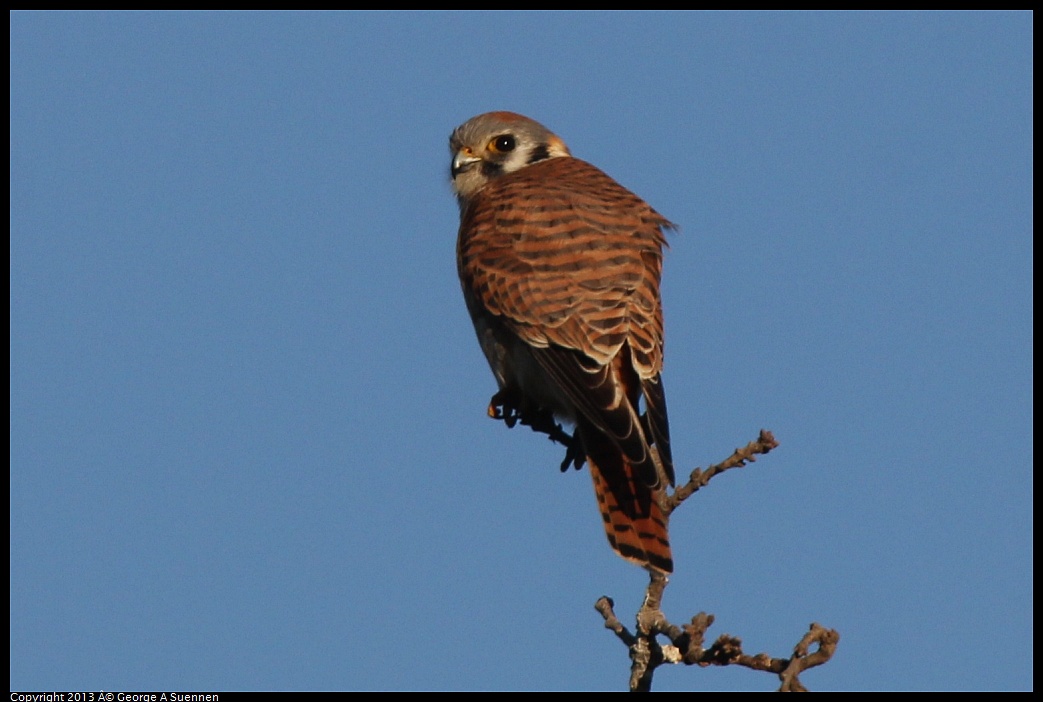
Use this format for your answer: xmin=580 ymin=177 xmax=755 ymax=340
xmin=451 ymin=148 xmax=481 ymax=179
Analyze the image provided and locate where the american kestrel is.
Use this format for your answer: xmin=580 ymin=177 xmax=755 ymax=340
xmin=450 ymin=111 xmax=675 ymax=574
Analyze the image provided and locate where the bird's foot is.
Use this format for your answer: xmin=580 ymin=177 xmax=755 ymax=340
xmin=486 ymin=390 xmax=585 ymax=471
xmin=515 ymin=407 xmax=585 ymax=472
xmin=487 ymin=389 xmax=521 ymax=428
xmin=517 ymin=407 xmax=570 ymax=446
xmin=558 ymin=438 xmax=586 ymax=472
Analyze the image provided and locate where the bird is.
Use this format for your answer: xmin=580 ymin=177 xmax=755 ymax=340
xmin=450 ymin=111 xmax=676 ymax=574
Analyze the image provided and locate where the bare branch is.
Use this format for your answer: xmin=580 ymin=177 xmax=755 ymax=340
xmin=593 ymin=430 xmax=839 ymax=691
xmin=594 ymin=596 xmax=636 ymax=648
xmin=495 ymin=415 xmax=835 ymax=690
xmin=666 ymin=429 xmax=778 ymax=514
xmin=778 ymin=623 xmax=841 ymax=692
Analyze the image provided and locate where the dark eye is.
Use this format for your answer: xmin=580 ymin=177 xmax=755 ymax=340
xmin=490 ymin=134 xmax=516 ymax=153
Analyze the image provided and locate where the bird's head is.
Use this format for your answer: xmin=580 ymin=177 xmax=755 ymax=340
xmin=449 ymin=111 xmax=571 ymax=205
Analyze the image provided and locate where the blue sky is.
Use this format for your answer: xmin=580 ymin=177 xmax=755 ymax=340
xmin=10 ymin=11 xmax=1032 ymax=692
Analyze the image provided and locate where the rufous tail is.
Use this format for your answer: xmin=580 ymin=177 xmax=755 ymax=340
xmin=587 ymin=449 xmax=673 ymax=574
